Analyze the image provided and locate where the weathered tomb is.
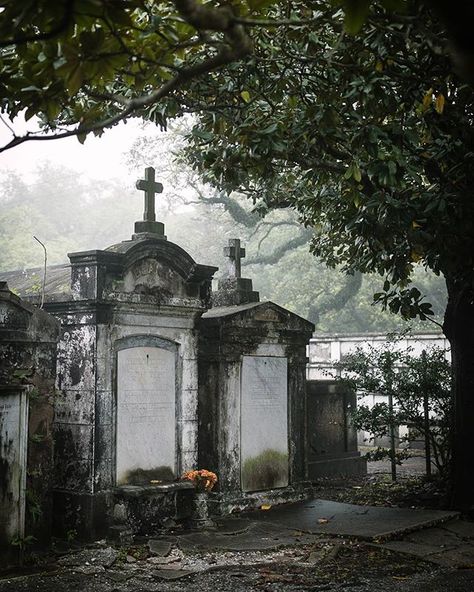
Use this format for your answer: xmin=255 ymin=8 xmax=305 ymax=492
xmin=198 ymin=240 xmax=315 ymax=512
xmin=1 ymin=169 xmax=216 ymax=538
xmin=0 ymin=282 xmax=59 ymax=562
xmin=306 ymin=380 xmax=366 ymax=479
xmin=49 ymin=169 xmax=217 ymax=537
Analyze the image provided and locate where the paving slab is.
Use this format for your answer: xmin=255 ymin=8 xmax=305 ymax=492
xmin=381 ymin=540 xmax=449 ymax=558
xmin=428 ymin=544 xmax=474 ymax=567
xmin=405 ymin=527 xmax=461 ymax=549
xmin=214 ymin=517 xmax=252 ymax=535
xmin=243 ymin=498 xmax=459 ymax=540
xmin=177 ymin=521 xmax=320 ymax=552
xmin=441 ymin=519 xmax=474 ymax=539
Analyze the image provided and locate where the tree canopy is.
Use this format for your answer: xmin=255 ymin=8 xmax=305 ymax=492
xmin=0 ymin=0 xmax=255 ymax=150
xmin=180 ymin=2 xmax=474 ymax=322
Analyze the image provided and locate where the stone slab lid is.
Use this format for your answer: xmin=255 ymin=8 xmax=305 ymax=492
xmin=202 ymin=300 xmax=315 ymax=332
xmin=0 ymin=264 xmax=71 ymax=303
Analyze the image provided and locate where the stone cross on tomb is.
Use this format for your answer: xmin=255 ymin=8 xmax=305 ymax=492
xmin=136 ymin=166 xmax=163 ymax=222
xmin=134 ymin=166 xmax=165 ymax=236
xmin=224 ymin=238 xmax=246 ymax=278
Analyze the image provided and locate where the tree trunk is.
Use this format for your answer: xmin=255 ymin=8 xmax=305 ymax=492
xmin=443 ymin=275 xmax=474 ymax=510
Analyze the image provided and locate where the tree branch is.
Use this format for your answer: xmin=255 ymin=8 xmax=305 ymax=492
xmin=0 ymin=0 xmax=252 ymax=153
xmin=245 ymin=228 xmax=313 ymax=265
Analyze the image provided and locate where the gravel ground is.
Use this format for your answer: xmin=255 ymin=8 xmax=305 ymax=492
xmin=0 ymin=540 xmax=444 ymax=592
xmin=366 ymin=453 xmax=428 ymax=478
xmin=0 ymin=541 xmax=473 ymax=592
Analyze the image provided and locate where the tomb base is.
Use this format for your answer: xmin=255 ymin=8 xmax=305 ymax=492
xmin=211 ymin=482 xmax=314 ymax=517
xmin=189 ymin=492 xmax=216 ymax=529
xmin=112 ymin=482 xmax=195 ymax=535
xmin=308 ymin=453 xmax=367 ymax=480
xmin=52 ymin=490 xmax=111 ymax=541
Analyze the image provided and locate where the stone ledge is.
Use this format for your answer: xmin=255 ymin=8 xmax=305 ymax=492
xmin=114 ymin=481 xmax=195 ymax=498
xmin=308 ymin=455 xmax=367 ymax=479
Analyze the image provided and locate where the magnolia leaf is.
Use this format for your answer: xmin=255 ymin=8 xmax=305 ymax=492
xmin=66 ymin=65 xmax=83 ymax=96
xmin=422 ymin=88 xmax=433 ymax=112
xmin=76 ymin=132 xmax=87 ymax=144
xmin=24 ymin=106 xmax=37 ymax=121
xmin=411 ymin=249 xmax=422 ymax=263
xmin=343 ymin=0 xmax=370 ymax=35
xmin=435 ymin=93 xmax=445 ymax=114
xmin=344 ymin=164 xmax=354 ymax=180
xmin=241 ymin=90 xmax=251 ymax=103
xmin=353 ymin=165 xmax=362 ymax=182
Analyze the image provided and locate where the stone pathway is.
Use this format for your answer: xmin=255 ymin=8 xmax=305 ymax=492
xmin=243 ymin=498 xmax=458 ymax=540
xmin=367 ymin=453 xmax=428 ymax=477
xmin=381 ymin=519 xmax=474 ymax=567
xmin=1 ymin=498 xmax=474 ymax=591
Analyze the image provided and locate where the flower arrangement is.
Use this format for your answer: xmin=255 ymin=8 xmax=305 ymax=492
xmin=182 ymin=469 xmax=218 ymax=492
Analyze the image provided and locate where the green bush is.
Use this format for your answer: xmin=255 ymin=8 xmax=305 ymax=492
xmin=335 ymin=334 xmax=452 ymax=478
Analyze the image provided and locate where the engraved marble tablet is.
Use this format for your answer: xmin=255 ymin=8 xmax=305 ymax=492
xmin=116 ymin=346 xmax=176 ymax=485
xmin=240 ymin=356 xmax=289 ymax=492
xmin=0 ymin=391 xmax=27 ymax=545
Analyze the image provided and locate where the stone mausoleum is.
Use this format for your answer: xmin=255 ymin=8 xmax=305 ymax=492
xmin=0 ymin=167 xmax=316 ymax=545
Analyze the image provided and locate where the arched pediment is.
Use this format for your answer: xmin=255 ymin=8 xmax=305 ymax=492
xmin=68 ymin=236 xmax=217 ymax=304
xmin=108 ymin=238 xmax=201 ymax=281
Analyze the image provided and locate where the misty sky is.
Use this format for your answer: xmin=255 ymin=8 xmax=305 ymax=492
xmin=0 ymin=116 xmax=145 ymax=184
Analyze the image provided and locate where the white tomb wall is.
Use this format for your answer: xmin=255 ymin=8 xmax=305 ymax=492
xmin=0 ymin=390 xmax=28 ymax=545
xmin=116 ymin=345 xmax=176 ymax=484
xmin=241 ymin=355 xmax=289 ymax=492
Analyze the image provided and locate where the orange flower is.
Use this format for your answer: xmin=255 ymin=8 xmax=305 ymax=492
xmin=182 ymin=469 xmax=218 ymax=491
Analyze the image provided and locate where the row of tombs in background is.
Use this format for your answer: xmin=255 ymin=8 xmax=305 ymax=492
xmin=0 ymin=168 xmax=365 ymax=561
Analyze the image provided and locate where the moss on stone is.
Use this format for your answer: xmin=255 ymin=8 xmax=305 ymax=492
xmin=242 ymin=449 xmax=288 ymax=492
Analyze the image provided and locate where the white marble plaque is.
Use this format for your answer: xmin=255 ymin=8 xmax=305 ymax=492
xmin=0 ymin=391 xmax=27 ymax=545
xmin=241 ymin=356 xmax=289 ymax=492
xmin=116 ymin=346 xmax=176 ymax=484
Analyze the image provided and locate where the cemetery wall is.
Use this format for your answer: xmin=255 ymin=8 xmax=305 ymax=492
xmin=307 ymin=332 xmax=449 ymax=380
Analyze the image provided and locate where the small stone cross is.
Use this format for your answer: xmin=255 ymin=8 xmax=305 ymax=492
xmin=136 ymin=166 xmax=163 ymax=222
xmin=224 ymin=238 xmax=246 ymax=278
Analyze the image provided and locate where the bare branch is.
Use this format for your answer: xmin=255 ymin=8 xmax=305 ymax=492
xmin=256 ymin=220 xmax=300 ymax=250
xmin=245 ymin=228 xmax=313 ymax=265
